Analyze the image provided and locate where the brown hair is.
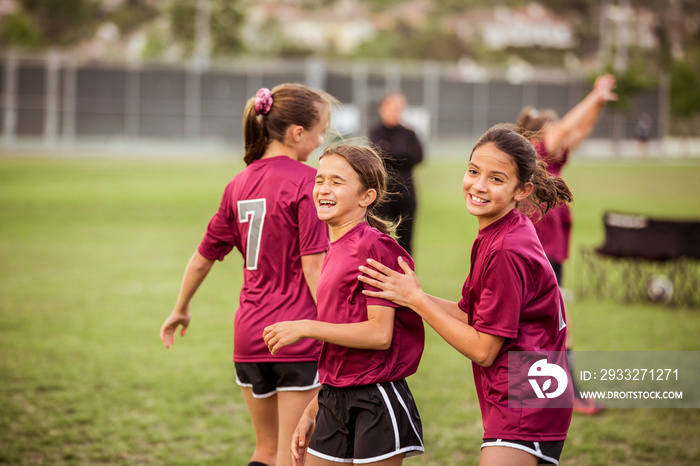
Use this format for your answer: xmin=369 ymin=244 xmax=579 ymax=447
xmin=516 ymin=106 xmax=559 ymax=140
xmin=243 ymin=83 xmax=337 ymax=165
xmin=319 ymin=143 xmax=395 ymax=235
xmin=471 ymin=124 xmax=573 ymax=217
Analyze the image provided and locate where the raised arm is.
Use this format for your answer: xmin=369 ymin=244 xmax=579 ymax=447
xmin=263 ymin=304 xmax=396 ymax=355
xmin=358 ymin=258 xmax=503 ymax=366
xmin=160 ymin=250 xmax=215 ymax=348
xmin=543 ymin=74 xmax=617 ymax=156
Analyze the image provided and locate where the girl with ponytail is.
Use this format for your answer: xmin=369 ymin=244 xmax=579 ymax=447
xmin=358 ymin=124 xmax=575 ymax=466
xmin=518 ymin=74 xmax=616 ymax=417
xmin=264 ymin=143 xmax=425 ymax=466
xmin=161 ymin=83 xmax=336 ymax=466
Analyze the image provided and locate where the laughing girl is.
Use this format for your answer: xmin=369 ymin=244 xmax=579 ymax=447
xmin=263 ymin=144 xmax=425 ymax=466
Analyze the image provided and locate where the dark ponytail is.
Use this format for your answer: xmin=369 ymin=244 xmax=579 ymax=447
xmin=243 ymin=98 xmax=267 ymax=165
xmin=527 ymin=159 xmax=573 ymax=217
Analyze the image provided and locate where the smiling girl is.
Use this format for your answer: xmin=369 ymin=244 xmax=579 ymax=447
xmin=263 ymin=144 xmax=425 ymax=466
xmin=358 ymin=124 xmax=574 ymax=466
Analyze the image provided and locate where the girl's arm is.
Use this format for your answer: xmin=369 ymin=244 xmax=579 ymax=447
xmin=300 ymin=252 xmax=325 ymax=303
xmin=359 ymin=258 xmax=503 ymax=366
xmin=543 ymin=74 xmax=617 ymax=157
xmin=426 ymin=295 xmax=468 ymax=323
xmin=160 ymin=250 xmax=215 ymax=348
xmin=263 ymin=305 xmax=396 ymax=355
xmin=292 ymin=395 xmax=319 ymax=466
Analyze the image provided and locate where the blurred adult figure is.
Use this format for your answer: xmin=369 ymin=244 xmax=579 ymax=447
xmin=635 ymin=112 xmax=653 ymax=156
xmin=369 ymin=92 xmax=424 ymax=255
xmin=517 ymin=73 xmax=617 ymax=416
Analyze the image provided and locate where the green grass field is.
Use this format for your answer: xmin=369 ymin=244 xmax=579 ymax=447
xmin=1 ymin=153 xmax=699 ymax=465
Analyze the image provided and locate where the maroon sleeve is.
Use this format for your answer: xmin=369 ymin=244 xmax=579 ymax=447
xmin=364 ymin=235 xmax=414 ymax=309
xmin=457 ymin=278 xmax=470 ymax=313
xmin=197 ymin=184 xmax=238 ymax=261
xmin=471 ymin=250 xmax=527 ymax=339
xmin=296 ymin=175 xmax=329 ymax=256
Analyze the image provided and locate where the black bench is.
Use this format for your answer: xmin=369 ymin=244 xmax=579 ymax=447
xmin=576 ymin=212 xmax=700 ymax=307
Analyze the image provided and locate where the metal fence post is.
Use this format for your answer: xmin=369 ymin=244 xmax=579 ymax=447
xmin=185 ymin=63 xmax=202 ymax=140
xmin=352 ymin=62 xmax=369 ymax=136
xmin=384 ymin=61 xmax=401 ymax=93
xmin=423 ymin=61 xmax=440 ymax=141
xmin=305 ymin=57 xmax=326 ymax=91
xmin=472 ymin=80 xmax=489 ymax=136
xmin=2 ymin=52 xmax=17 ymax=151
xmin=61 ymin=54 xmax=77 ymax=148
xmin=125 ymin=63 xmax=140 ymax=138
xmin=44 ymin=51 xmax=60 ymax=149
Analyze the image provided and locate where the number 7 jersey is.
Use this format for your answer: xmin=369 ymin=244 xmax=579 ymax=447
xmin=198 ymin=156 xmax=330 ymax=363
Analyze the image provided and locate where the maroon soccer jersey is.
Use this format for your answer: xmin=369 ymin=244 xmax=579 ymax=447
xmin=532 ymin=139 xmax=572 ymax=263
xmin=316 ymin=222 xmax=424 ymax=387
xmin=198 ymin=156 xmax=329 ymax=363
xmin=458 ymin=209 xmax=573 ymax=441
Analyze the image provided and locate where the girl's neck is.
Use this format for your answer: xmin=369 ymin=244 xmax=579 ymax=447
xmin=477 ymin=207 xmax=515 ymax=230
xmin=329 ymin=217 xmax=365 ymax=242
xmin=261 ymin=140 xmax=298 ymax=161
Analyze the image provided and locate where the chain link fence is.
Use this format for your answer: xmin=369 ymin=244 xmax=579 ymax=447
xmin=1 ymin=52 xmax=666 ymax=156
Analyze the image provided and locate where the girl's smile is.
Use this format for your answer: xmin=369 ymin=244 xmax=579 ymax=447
xmin=314 ymin=154 xmax=376 ymax=240
xmin=463 ymin=142 xmax=531 ymax=229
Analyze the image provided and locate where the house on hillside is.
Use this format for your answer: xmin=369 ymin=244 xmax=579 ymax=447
xmin=245 ymin=0 xmax=375 ymax=55
xmin=447 ymin=3 xmax=576 ymax=51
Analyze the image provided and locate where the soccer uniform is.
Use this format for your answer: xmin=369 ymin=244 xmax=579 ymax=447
xmin=308 ymin=221 xmax=425 ymax=462
xmin=458 ymin=209 xmax=573 ymax=445
xmin=198 ymin=156 xmax=329 ymax=365
xmin=531 ymin=139 xmax=572 ymax=280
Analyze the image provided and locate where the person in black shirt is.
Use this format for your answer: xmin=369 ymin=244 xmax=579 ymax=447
xmin=368 ymin=92 xmax=424 ymax=254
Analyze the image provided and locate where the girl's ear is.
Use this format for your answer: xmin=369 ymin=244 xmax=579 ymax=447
xmin=359 ymin=189 xmax=377 ymax=208
xmin=514 ymin=182 xmax=534 ymax=202
xmin=288 ymin=124 xmax=304 ymax=143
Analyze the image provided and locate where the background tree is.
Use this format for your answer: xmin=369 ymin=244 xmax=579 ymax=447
xmin=168 ymin=0 xmax=246 ymax=58
xmin=18 ymin=0 xmax=95 ymax=46
xmin=0 ymin=11 xmax=42 ymax=47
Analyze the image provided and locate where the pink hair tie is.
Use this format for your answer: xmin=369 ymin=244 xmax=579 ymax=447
xmin=254 ymin=88 xmax=273 ymax=115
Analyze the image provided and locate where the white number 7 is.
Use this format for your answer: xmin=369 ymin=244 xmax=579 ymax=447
xmin=237 ymin=199 xmax=266 ymax=270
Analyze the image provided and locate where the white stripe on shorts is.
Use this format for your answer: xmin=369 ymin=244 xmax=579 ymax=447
xmin=363 ymin=382 xmax=423 ymax=464
xmin=306 ymin=448 xmax=354 ymax=463
xmin=234 ymin=374 xmax=275 ymax=398
xmin=277 ymin=370 xmax=321 ymax=393
xmin=235 ymin=370 xmax=320 ymax=398
xmin=390 ymin=381 xmax=425 ymax=451
xmin=481 ymin=439 xmax=559 ymax=465
xmin=376 ymin=384 xmax=400 ymax=451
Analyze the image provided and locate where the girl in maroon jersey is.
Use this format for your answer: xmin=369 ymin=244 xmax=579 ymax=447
xmin=160 ymin=84 xmax=336 ymax=466
xmin=263 ymin=144 xmax=425 ymax=466
xmin=359 ymin=124 xmax=575 ymax=465
xmin=517 ymin=74 xmax=617 ymax=416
